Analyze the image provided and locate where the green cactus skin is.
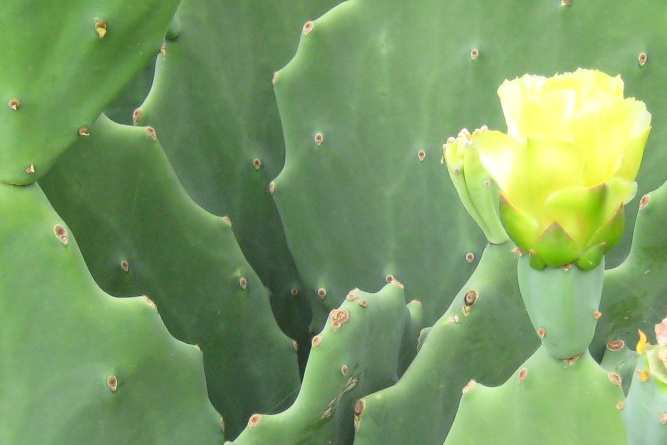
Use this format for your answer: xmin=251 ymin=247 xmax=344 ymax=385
xmin=398 ymin=299 xmax=425 ymax=376
xmin=623 ymin=349 xmax=667 ymax=444
xmin=273 ymin=0 xmax=488 ymax=323
xmin=39 ymin=115 xmax=301 ymax=439
xmin=444 ymin=347 xmax=626 ymax=445
xmin=231 ymin=283 xmax=411 ymax=445
xmin=0 ymin=184 xmax=222 ymax=444
xmin=518 ymin=257 xmax=605 ymax=360
xmin=273 ymin=0 xmax=667 ymax=331
xmin=0 ymin=0 xmax=179 ymax=185
xmin=105 ymin=62 xmax=155 ymax=125
xmin=354 ymin=243 xmax=537 ymax=444
xmin=135 ymin=0 xmax=343 ymax=337
xmin=594 ymin=182 xmax=667 ymax=358
xmin=600 ymin=340 xmax=639 ymax=396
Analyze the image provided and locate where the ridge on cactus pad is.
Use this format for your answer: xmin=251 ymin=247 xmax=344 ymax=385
xmin=40 ymin=115 xmax=301 ymax=439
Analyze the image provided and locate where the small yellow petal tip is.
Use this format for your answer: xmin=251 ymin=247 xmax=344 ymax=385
xmin=637 ymin=329 xmax=648 ymax=355
xmin=636 ymin=369 xmax=650 ymax=383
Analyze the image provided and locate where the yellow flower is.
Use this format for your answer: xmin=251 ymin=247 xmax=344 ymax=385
xmin=474 ymin=69 xmax=651 ymax=269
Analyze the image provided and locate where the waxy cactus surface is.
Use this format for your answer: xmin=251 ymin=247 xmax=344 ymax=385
xmin=3 ymin=0 xmax=667 ymax=444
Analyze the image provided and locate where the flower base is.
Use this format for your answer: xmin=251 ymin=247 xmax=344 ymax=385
xmin=517 ymin=255 xmax=604 ymax=360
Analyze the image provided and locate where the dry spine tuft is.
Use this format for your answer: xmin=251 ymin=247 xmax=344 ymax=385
xmin=463 ymin=290 xmax=478 ymax=316
xmin=107 ymin=375 xmax=118 ymax=392
xmin=132 ymin=108 xmax=142 ymax=124
xmin=142 ymin=296 xmax=157 ymax=309
xmin=607 ymin=340 xmax=625 ymax=351
xmin=390 ymin=278 xmax=404 ymax=289
xmin=330 ymin=308 xmax=350 ymax=331
xmin=462 ymin=379 xmax=477 ymax=394
xmin=640 ymin=194 xmax=650 ymax=210
xmin=247 ymin=414 xmax=262 ymax=428
xmin=146 ymin=127 xmax=157 ymax=141
xmin=95 ymin=20 xmax=108 ymax=39
xmin=562 ymin=354 xmax=582 ymax=366
xmin=608 ymin=372 xmax=622 ymax=386
xmin=353 ymin=399 xmax=365 ymax=431
xmin=54 ymin=224 xmax=69 ymax=245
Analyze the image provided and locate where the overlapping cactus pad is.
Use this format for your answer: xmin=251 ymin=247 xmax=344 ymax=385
xmin=0 ymin=184 xmax=222 ymax=443
xmin=40 ymin=115 xmax=301 ymax=438
xmin=3 ymin=0 xmax=667 ymax=443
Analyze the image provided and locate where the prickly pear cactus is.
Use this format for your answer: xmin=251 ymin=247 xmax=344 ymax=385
xmin=271 ymin=1 xmax=667 ymax=442
xmin=4 ymin=0 xmax=667 ymax=443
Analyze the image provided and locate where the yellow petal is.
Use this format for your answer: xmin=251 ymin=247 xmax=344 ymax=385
xmin=569 ymin=69 xmax=624 ymax=98
xmin=498 ymin=75 xmax=546 ymax=136
xmin=615 ymin=126 xmax=651 ymax=182
xmin=522 ymin=91 xmax=576 ymax=140
xmin=577 ymin=99 xmax=651 ymax=184
xmin=636 ymin=369 xmax=650 ymax=382
xmin=507 ymin=137 xmax=585 ymax=224
xmin=637 ymin=329 xmax=648 ymax=355
xmin=473 ymin=131 xmax=522 ymax=193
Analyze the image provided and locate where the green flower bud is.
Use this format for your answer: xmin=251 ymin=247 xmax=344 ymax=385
xmin=443 ymin=127 xmax=509 ymax=245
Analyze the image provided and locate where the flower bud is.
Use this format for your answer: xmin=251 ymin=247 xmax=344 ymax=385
xmin=443 ymin=127 xmax=509 ymax=245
